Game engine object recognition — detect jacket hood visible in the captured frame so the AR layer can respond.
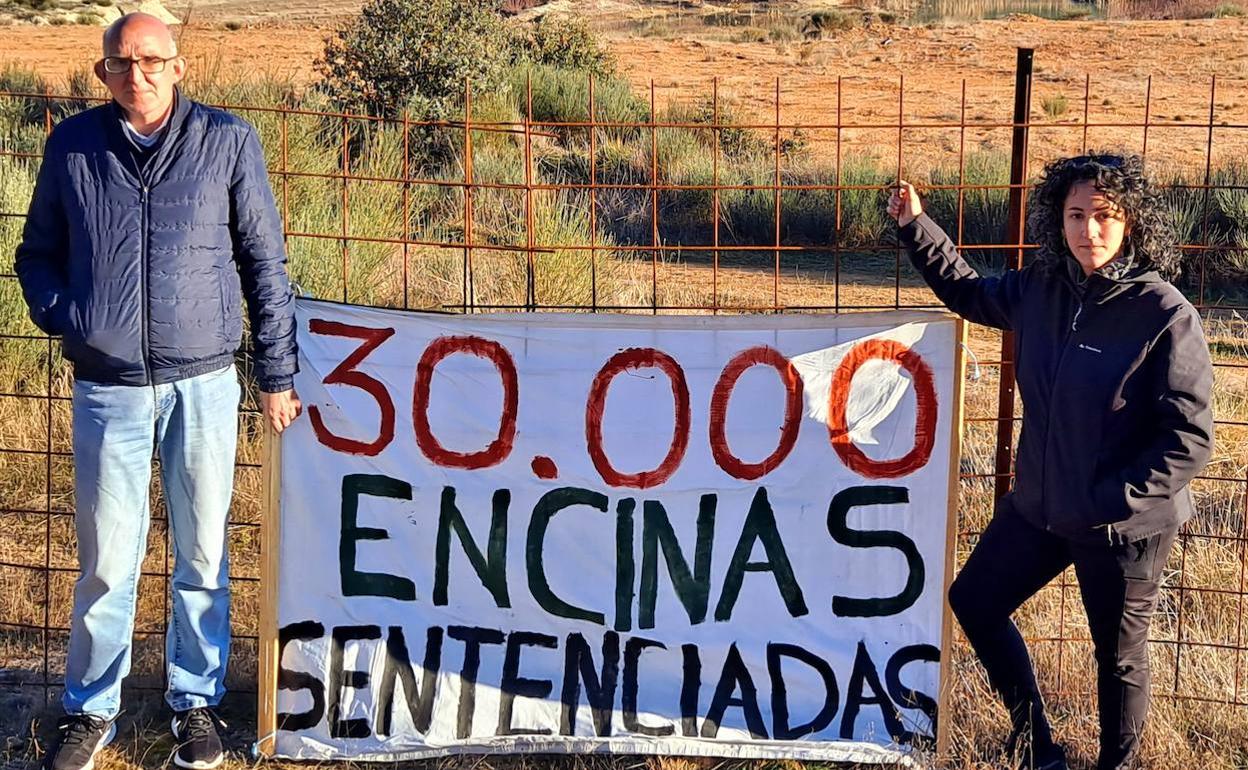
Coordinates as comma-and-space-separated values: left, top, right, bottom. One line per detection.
1059, 251, 1164, 300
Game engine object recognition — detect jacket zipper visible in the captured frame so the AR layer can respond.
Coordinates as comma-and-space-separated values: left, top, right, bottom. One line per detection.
140, 184, 152, 384
1036, 296, 1086, 529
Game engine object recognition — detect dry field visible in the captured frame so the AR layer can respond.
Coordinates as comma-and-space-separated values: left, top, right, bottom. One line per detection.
2, 4, 1248, 770
8, 13, 1248, 167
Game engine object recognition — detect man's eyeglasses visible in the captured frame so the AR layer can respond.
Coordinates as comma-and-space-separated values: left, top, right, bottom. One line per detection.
101, 55, 179, 75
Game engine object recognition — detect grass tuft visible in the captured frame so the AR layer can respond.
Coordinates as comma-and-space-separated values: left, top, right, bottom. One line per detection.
1041, 93, 1069, 119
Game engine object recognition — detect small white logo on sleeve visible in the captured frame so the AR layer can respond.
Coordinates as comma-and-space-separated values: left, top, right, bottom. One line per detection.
1078, 343, 1103, 354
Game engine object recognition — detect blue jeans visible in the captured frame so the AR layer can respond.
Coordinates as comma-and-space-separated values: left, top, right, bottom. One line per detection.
65, 365, 240, 718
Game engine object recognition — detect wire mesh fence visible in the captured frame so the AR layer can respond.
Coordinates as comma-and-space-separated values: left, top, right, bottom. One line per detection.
0, 52, 1245, 755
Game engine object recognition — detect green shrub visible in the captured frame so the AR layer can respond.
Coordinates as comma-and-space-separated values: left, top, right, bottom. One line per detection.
1207, 164, 1248, 280
712, 158, 840, 250
925, 150, 1011, 271
513, 16, 616, 76
316, 0, 512, 120
1157, 167, 1207, 261
653, 125, 703, 175
660, 97, 769, 161
0, 158, 39, 337
278, 122, 424, 304
836, 156, 892, 247
461, 86, 523, 163
528, 190, 628, 307
64, 67, 100, 99
0, 65, 95, 147
803, 10, 855, 36
469, 140, 527, 187
1214, 2, 1246, 16
778, 164, 839, 246
508, 64, 648, 142
0, 65, 53, 123
1218, 230, 1248, 281
1150, 165, 1248, 285
651, 118, 717, 243
718, 160, 776, 246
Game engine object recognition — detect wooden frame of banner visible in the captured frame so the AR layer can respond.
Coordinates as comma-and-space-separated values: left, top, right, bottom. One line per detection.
936, 317, 969, 761
257, 424, 281, 757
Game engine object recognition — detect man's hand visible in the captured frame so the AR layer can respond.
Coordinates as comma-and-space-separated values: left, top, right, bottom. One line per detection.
261, 389, 302, 435
888, 180, 923, 228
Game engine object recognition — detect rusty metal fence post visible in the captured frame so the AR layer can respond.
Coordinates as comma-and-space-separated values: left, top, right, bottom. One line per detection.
993, 48, 1034, 502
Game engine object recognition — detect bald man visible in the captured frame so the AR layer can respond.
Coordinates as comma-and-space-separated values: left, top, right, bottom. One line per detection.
15, 13, 299, 770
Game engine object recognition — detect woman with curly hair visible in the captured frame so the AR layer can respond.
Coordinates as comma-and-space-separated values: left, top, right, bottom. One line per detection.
887, 154, 1214, 770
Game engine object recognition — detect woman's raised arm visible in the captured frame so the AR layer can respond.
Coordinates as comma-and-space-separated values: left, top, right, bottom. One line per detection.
889, 181, 1027, 331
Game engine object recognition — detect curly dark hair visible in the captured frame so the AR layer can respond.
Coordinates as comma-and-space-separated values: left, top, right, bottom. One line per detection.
1026, 153, 1180, 278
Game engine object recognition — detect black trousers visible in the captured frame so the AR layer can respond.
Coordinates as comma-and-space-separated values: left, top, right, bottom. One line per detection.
948, 506, 1178, 770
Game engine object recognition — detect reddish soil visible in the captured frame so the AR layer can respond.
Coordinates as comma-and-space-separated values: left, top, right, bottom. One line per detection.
5, 17, 1248, 166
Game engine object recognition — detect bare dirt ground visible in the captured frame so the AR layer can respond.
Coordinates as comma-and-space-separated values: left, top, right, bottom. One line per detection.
6, 15, 1248, 168
611, 17, 1248, 168
1, 25, 331, 84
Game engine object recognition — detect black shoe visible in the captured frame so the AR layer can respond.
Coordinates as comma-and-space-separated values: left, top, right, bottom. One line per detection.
44, 714, 116, 770
1005, 708, 1067, 770
1033, 745, 1069, 770
1014, 741, 1069, 770
170, 708, 225, 770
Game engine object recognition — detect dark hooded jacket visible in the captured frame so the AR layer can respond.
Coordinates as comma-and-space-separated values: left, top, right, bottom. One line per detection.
13, 93, 297, 392
899, 212, 1214, 543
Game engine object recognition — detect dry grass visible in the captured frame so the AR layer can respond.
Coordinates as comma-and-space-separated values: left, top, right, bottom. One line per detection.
1105, 0, 1246, 19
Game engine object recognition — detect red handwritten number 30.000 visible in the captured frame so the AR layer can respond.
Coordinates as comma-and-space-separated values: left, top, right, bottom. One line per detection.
306, 320, 938, 484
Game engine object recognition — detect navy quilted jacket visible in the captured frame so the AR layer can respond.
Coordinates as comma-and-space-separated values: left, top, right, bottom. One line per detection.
14, 93, 297, 392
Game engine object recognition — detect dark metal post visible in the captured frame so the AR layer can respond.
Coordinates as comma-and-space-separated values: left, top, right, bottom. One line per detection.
994, 48, 1033, 501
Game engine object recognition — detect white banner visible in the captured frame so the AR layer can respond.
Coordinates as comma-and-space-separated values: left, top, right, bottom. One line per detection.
273, 298, 961, 763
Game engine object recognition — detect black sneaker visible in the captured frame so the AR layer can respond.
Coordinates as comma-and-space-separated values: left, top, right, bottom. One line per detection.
44, 714, 116, 770
1013, 741, 1069, 770
170, 708, 225, 770
1033, 745, 1069, 770
1005, 711, 1067, 770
